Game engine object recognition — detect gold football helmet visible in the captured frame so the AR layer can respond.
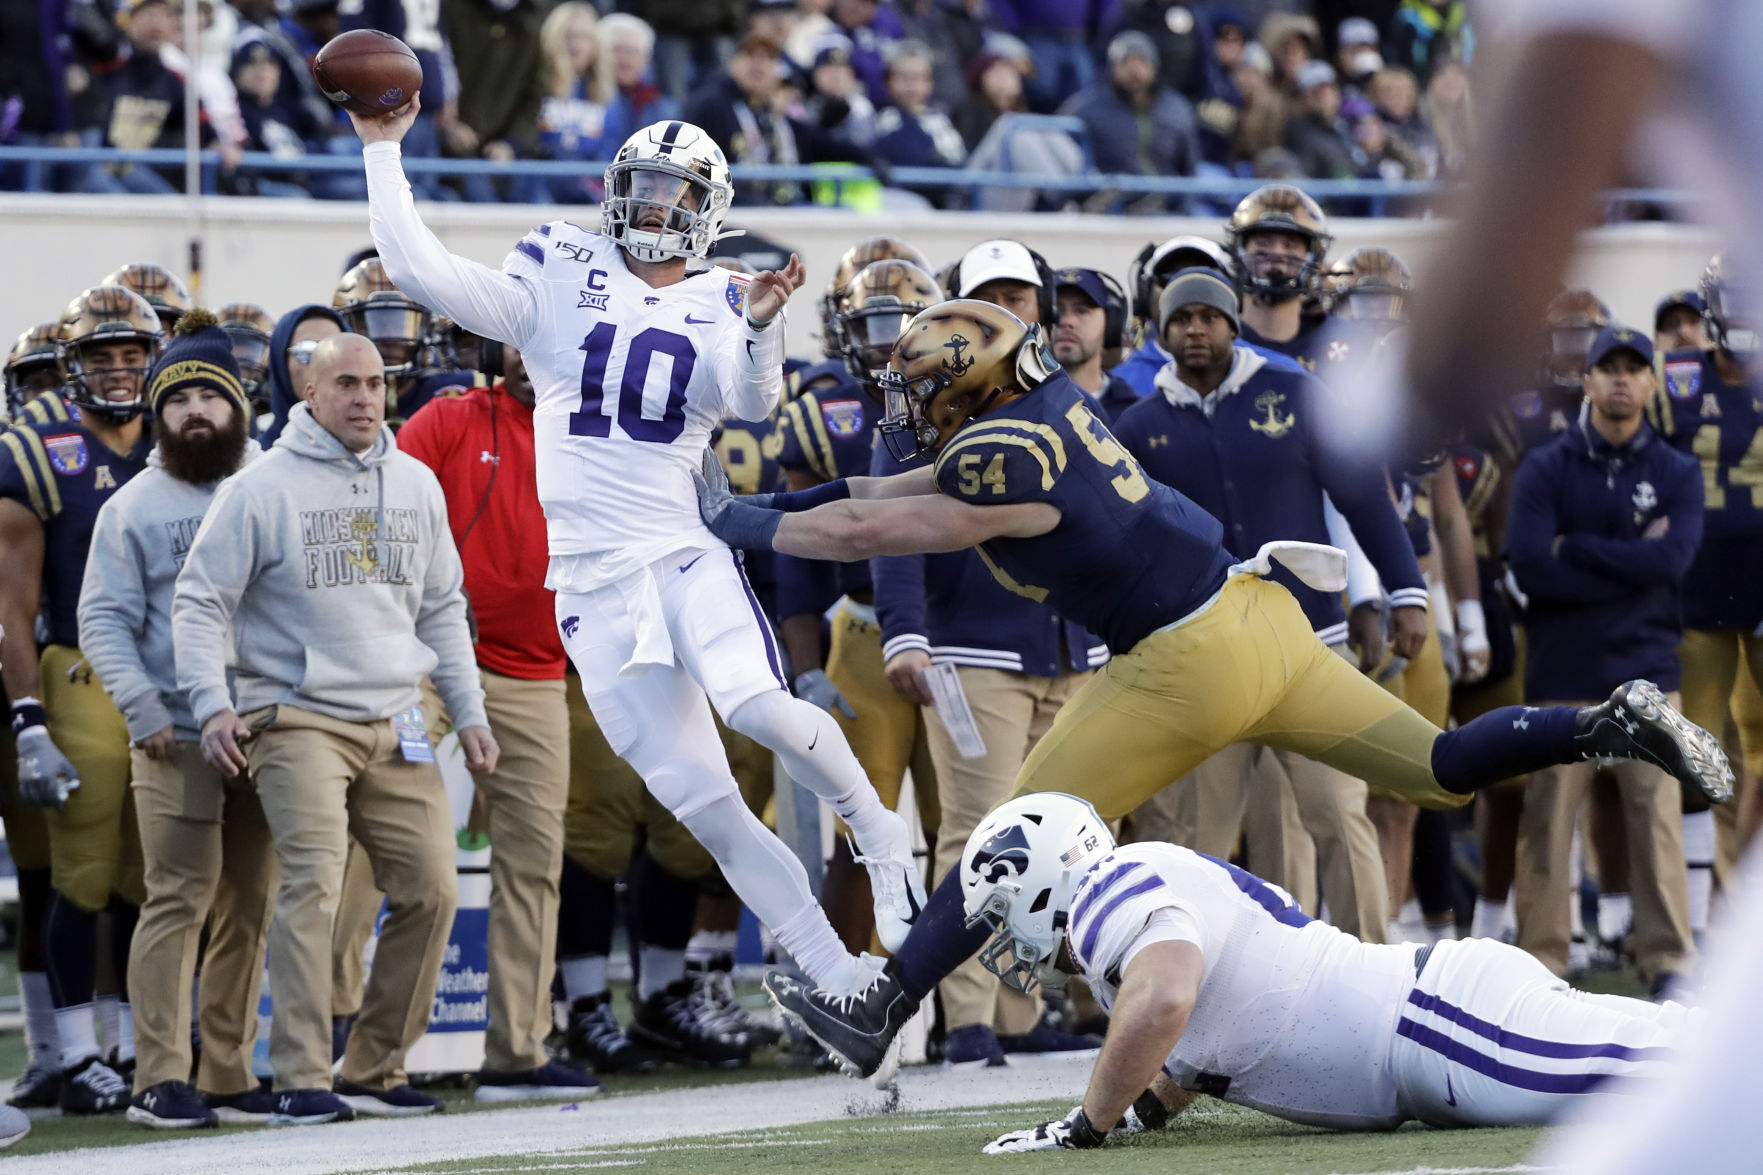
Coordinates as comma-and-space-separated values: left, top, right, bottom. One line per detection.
1225, 184, 1332, 303
216, 302, 276, 409
1542, 289, 1612, 387
334, 258, 431, 378
1700, 253, 1756, 363
1324, 247, 1414, 326
819, 235, 934, 359
877, 300, 1055, 462
834, 260, 944, 383
4, 323, 62, 416
58, 285, 165, 420
102, 263, 192, 331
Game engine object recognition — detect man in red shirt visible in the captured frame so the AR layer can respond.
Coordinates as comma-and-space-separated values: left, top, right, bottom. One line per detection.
397, 349, 599, 1100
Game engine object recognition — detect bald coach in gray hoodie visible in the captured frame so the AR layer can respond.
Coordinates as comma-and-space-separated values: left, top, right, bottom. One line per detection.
172, 333, 498, 1126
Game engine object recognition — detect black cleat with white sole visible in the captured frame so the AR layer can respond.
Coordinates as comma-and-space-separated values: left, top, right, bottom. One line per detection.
1574, 680, 1734, 806
761, 967, 917, 1081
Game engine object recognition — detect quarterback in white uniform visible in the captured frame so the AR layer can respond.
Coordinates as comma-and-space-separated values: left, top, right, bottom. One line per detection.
351, 99, 921, 997
960, 794, 1687, 1153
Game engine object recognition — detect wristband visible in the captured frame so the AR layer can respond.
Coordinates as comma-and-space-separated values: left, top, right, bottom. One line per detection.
1130, 1089, 1169, 1132
771, 479, 852, 513
1456, 598, 1486, 635
714, 497, 786, 550
10, 699, 48, 734
1068, 1107, 1107, 1148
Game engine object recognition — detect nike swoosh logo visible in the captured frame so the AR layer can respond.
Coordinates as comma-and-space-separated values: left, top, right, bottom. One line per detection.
685, 314, 715, 325
678, 553, 706, 574
1444, 1073, 1456, 1106
808, 730, 819, 750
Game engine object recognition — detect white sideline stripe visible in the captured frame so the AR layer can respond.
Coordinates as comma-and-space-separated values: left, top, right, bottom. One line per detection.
13, 1055, 1093, 1175
1325, 1166, 1550, 1175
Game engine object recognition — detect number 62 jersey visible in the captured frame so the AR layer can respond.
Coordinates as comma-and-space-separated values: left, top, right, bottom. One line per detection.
930, 372, 1238, 655
500, 221, 774, 584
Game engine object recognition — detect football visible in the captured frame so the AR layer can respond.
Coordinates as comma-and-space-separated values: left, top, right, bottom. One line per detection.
312, 29, 422, 119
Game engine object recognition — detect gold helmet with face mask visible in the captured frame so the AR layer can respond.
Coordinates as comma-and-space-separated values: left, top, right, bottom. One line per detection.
57, 285, 165, 422
215, 302, 276, 411
877, 300, 1056, 463
102, 263, 192, 331
833, 260, 943, 384
334, 258, 432, 379
5, 323, 62, 416
1541, 288, 1612, 387
1225, 183, 1332, 303
819, 235, 933, 359
1323, 247, 1414, 326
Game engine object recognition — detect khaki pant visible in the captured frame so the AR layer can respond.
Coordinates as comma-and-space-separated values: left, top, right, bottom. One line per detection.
246, 704, 457, 1092
1515, 696, 1694, 982
474, 670, 569, 1072
331, 839, 380, 1020
128, 744, 276, 1094
1130, 643, 1389, 941
1678, 628, 1763, 885
929, 665, 1087, 1034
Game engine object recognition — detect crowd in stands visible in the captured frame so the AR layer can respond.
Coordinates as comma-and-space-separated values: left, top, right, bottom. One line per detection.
0, 0, 1476, 208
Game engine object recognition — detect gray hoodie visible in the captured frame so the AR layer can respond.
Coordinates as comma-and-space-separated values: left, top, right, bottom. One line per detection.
172, 403, 486, 732
78, 444, 264, 742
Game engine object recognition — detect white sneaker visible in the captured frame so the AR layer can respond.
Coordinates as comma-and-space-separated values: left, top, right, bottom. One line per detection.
852, 812, 925, 954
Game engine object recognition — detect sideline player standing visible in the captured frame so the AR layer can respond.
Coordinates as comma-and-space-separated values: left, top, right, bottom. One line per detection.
352, 98, 920, 997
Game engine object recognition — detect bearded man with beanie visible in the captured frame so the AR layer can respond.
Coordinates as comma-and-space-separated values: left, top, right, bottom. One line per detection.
79, 310, 277, 1129
172, 332, 497, 1125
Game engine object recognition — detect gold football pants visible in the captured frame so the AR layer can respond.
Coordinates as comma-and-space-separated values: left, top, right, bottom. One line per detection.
1013, 576, 1465, 818
41, 644, 144, 910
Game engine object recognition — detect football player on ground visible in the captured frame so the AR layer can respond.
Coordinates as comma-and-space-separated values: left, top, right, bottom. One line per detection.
1, 287, 163, 1113
353, 100, 920, 999
963, 793, 1687, 1152
694, 299, 1733, 1080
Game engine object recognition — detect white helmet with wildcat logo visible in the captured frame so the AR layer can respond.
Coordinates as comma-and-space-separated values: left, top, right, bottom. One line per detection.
960, 793, 1114, 994
602, 120, 735, 263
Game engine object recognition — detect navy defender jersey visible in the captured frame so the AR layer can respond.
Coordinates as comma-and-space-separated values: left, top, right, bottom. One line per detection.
931, 372, 1237, 655
777, 365, 880, 598
0, 407, 151, 647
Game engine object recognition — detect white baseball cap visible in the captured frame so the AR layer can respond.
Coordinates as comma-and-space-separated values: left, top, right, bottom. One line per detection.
957, 239, 1042, 296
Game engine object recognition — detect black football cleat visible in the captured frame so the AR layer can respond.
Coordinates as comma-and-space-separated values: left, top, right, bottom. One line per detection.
761, 967, 916, 1083
1574, 680, 1734, 806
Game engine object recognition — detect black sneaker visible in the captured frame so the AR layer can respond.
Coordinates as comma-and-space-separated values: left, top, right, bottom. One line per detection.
1575, 680, 1735, 805
268, 1087, 355, 1126
127, 1080, 219, 1129
204, 1084, 277, 1125
565, 992, 662, 1074
761, 966, 917, 1082
333, 1078, 442, 1117
474, 1060, 603, 1103
630, 979, 751, 1068
687, 960, 782, 1049
6, 1061, 60, 1109
59, 1055, 130, 1115
105, 1049, 137, 1089
944, 1024, 1007, 1069
998, 1016, 1104, 1059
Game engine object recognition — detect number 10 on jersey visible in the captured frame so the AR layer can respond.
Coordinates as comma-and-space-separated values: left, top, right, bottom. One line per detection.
569, 323, 698, 442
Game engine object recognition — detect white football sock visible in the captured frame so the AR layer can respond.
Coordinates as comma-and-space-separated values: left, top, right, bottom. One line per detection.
638, 947, 687, 1000
1568, 830, 1586, 939
1597, 892, 1633, 945
680, 793, 856, 992
56, 1004, 99, 1071
1683, 808, 1716, 936
19, 972, 59, 1067
115, 1003, 135, 1063
1471, 896, 1511, 941
727, 690, 896, 856
686, 930, 738, 967
559, 955, 608, 1003
96, 993, 120, 1057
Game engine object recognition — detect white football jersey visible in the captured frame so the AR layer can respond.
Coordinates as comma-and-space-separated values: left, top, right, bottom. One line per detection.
500, 221, 775, 588
1068, 843, 1417, 1129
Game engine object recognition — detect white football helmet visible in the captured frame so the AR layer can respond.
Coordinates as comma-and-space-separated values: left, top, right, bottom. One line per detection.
602, 120, 735, 262
961, 793, 1114, 994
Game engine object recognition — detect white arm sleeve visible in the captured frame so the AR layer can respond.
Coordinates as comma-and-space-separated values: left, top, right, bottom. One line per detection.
1326, 494, 1384, 608
363, 141, 540, 349
718, 314, 786, 422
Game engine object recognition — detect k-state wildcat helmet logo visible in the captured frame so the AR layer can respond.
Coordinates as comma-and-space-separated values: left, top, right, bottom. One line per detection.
968, 824, 1032, 884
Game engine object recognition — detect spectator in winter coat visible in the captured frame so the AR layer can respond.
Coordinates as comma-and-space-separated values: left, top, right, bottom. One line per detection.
1283, 61, 1370, 181
802, 33, 877, 148
1386, 0, 1473, 87
952, 47, 1031, 151
872, 39, 967, 205
1190, 4, 1251, 166
598, 13, 680, 149
830, 0, 905, 109
1060, 31, 1199, 206
535, 2, 612, 204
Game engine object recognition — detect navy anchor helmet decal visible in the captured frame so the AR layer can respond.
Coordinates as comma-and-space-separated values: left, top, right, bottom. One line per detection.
969, 823, 1032, 883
